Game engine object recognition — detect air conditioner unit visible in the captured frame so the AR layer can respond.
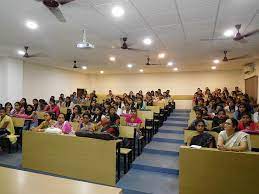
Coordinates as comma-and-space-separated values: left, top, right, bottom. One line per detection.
244, 63, 255, 74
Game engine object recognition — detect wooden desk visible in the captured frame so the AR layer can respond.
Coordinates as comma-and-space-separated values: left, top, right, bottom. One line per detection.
250, 134, 259, 149
22, 131, 118, 186
0, 167, 122, 194
179, 146, 259, 194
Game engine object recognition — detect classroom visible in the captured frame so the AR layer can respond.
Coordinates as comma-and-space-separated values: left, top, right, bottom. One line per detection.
0, 1, 259, 194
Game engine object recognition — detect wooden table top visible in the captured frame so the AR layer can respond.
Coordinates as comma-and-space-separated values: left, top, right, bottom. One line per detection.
0, 167, 122, 194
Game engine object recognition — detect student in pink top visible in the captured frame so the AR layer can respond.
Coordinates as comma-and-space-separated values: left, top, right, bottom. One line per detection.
54, 113, 73, 134
125, 108, 143, 136
10, 102, 25, 117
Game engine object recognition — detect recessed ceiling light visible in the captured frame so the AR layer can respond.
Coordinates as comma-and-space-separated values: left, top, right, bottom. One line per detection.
158, 53, 166, 59
112, 6, 125, 17
139, 69, 144, 73
82, 66, 87, 70
224, 29, 234, 37
100, 70, 104, 74
17, 50, 25, 56
143, 38, 152, 45
127, 64, 133, 68
211, 66, 216, 70
173, 67, 178, 71
167, 62, 174, 66
109, 56, 116, 62
25, 20, 38, 30
213, 59, 220, 64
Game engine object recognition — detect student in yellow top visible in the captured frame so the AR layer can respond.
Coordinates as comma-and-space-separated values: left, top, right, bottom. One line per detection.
0, 107, 15, 151
32, 112, 56, 132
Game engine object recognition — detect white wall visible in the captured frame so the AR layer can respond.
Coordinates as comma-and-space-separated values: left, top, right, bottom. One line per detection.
0, 57, 23, 104
23, 63, 92, 103
91, 70, 244, 95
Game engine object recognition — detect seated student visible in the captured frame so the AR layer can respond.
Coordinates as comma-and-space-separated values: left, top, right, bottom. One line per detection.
200, 106, 213, 120
20, 98, 27, 113
54, 113, 73, 134
4, 102, 13, 116
233, 103, 247, 120
10, 102, 25, 116
57, 97, 65, 108
224, 98, 236, 113
125, 108, 143, 136
187, 120, 216, 148
32, 99, 40, 111
91, 106, 103, 124
145, 94, 153, 106
238, 112, 257, 131
44, 99, 60, 119
187, 110, 208, 130
100, 116, 119, 137
90, 100, 97, 113
121, 102, 131, 115
107, 90, 114, 100
38, 99, 48, 111
114, 103, 122, 116
193, 98, 205, 111
108, 106, 120, 126
103, 102, 111, 115
212, 109, 228, 133
32, 112, 56, 132
207, 99, 217, 114
217, 118, 251, 152
79, 113, 94, 132
64, 96, 74, 109
253, 104, 259, 123
136, 98, 147, 110
23, 105, 38, 130
69, 105, 82, 122
0, 107, 16, 151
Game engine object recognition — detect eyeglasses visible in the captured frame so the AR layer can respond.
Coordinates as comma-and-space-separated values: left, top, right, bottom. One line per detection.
197, 124, 205, 127
225, 122, 232, 125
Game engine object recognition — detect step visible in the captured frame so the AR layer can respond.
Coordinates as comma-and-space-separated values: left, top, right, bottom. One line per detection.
133, 152, 179, 170
159, 126, 184, 131
173, 109, 191, 113
144, 141, 181, 152
171, 113, 189, 117
123, 189, 151, 194
117, 169, 179, 194
143, 148, 179, 156
167, 117, 188, 121
163, 122, 188, 127
154, 132, 184, 140
159, 129, 184, 134
152, 137, 184, 144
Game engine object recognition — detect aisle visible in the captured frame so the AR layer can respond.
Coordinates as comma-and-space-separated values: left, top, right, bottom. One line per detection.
117, 110, 189, 194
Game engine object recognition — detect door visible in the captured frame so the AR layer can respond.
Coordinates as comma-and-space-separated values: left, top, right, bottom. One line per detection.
245, 76, 258, 102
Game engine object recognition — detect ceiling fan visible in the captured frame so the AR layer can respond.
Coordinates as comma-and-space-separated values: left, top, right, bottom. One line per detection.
222, 50, 249, 62
36, 0, 75, 22
22, 46, 44, 58
73, 60, 79, 68
145, 57, 161, 66
118, 37, 149, 52
201, 24, 259, 42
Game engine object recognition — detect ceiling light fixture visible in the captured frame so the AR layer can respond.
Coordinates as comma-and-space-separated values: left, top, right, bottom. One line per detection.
143, 38, 152, 45
173, 67, 178, 71
167, 62, 174, 66
109, 56, 116, 62
25, 20, 39, 30
224, 29, 234, 37
100, 70, 104, 74
139, 69, 144, 73
158, 53, 166, 59
77, 29, 94, 49
82, 66, 87, 70
17, 50, 25, 56
112, 6, 125, 17
213, 59, 220, 64
127, 64, 133, 68
211, 66, 217, 70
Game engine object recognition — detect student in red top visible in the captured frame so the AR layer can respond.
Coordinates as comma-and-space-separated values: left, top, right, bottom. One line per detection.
238, 112, 257, 131
44, 99, 60, 119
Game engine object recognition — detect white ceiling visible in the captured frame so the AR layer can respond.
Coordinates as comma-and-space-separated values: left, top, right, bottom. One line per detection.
0, 0, 259, 74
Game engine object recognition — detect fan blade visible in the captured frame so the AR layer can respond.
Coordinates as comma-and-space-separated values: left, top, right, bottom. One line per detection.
149, 63, 161, 66
127, 48, 149, 52
228, 55, 249, 61
200, 38, 231, 41
238, 38, 248, 44
243, 29, 259, 38
28, 53, 48, 58
58, 0, 75, 5
47, 7, 66, 22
